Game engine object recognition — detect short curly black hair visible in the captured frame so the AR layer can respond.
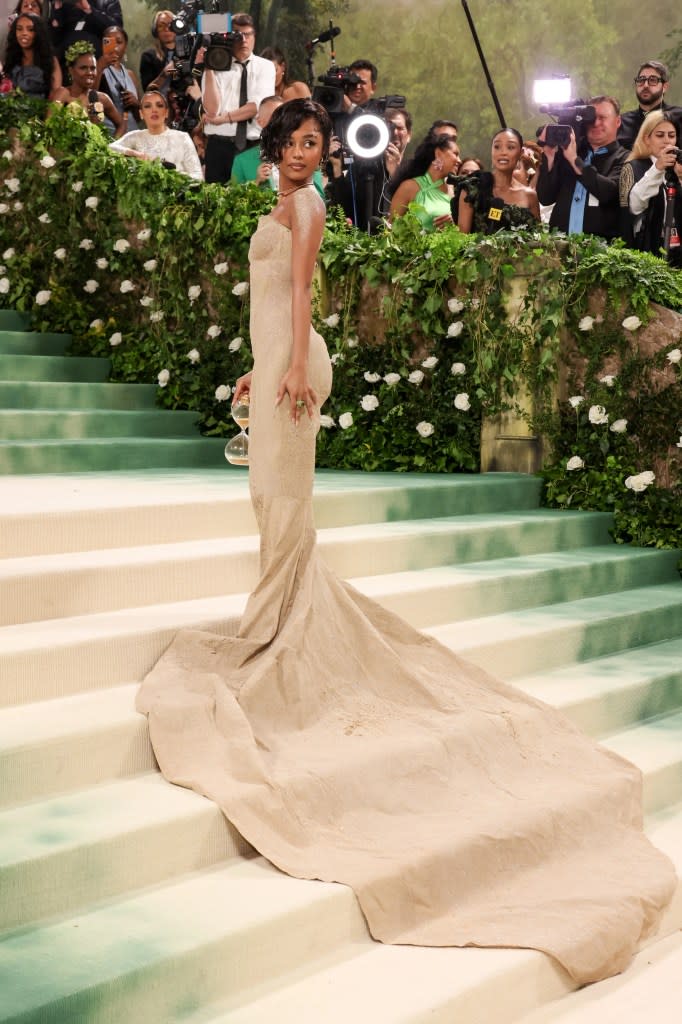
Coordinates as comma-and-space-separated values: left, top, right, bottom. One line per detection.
260, 98, 332, 165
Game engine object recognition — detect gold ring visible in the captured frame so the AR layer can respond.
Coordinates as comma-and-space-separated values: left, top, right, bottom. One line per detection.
296, 399, 305, 408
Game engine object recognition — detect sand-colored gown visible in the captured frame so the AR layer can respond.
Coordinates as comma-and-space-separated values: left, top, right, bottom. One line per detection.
137, 185, 676, 985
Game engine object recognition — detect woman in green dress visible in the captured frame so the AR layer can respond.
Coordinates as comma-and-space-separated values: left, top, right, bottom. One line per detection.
388, 133, 461, 230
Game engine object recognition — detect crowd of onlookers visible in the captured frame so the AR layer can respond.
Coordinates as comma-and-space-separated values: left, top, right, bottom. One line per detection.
1, 4, 681, 265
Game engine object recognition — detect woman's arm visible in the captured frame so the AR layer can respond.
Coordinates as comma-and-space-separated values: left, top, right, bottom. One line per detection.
456, 190, 474, 233
275, 190, 325, 423
389, 178, 419, 220
49, 56, 62, 98
628, 163, 665, 216
99, 91, 125, 136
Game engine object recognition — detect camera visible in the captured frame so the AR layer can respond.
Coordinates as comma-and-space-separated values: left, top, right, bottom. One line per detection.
204, 31, 244, 71
313, 66, 363, 115
537, 101, 596, 150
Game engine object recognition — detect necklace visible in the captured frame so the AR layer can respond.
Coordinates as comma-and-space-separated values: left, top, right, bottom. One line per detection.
277, 181, 313, 199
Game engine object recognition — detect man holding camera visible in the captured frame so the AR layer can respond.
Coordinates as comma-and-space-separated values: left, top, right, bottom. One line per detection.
536, 96, 629, 240
201, 12, 275, 184
618, 61, 682, 152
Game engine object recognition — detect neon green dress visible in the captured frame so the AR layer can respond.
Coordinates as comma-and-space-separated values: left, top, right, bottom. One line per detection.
410, 172, 452, 230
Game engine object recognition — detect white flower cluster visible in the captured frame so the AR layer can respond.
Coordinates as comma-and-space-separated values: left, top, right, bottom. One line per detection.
625, 471, 654, 492
447, 297, 464, 314
668, 348, 681, 364
323, 313, 340, 328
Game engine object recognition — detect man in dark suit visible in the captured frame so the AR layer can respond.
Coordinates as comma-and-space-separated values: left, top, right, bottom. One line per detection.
618, 61, 682, 152
536, 95, 629, 240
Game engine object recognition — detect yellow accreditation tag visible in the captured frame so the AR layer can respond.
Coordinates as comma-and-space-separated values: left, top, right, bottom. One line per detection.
487, 206, 503, 221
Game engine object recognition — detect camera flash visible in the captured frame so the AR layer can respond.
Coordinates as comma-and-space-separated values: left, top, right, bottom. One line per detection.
533, 78, 572, 105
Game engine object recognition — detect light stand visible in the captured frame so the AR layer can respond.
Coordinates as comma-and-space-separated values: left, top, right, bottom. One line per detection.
460, 0, 506, 130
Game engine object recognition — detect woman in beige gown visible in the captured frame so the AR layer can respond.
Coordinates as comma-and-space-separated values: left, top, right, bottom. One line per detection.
137, 100, 676, 986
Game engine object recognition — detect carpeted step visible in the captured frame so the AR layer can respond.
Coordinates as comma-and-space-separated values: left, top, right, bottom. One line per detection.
0, 773, 251, 933
3, 583, 682, 710
0, 436, 229, 474
0, 471, 544, 558
0, 379, 158, 410
0, 515, 625, 626
0, 858, 369, 1024
0, 408, 201, 441
0, 331, 70, 356
0, 353, 110, 382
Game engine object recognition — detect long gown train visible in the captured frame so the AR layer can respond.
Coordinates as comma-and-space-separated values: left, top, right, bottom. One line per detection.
137, 188, 676, 986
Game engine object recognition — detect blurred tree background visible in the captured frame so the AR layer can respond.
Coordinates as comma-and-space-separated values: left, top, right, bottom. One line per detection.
124, 1, 682, 157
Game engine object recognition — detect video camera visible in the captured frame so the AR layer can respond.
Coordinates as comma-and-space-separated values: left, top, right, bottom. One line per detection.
538, 102, 596, 150
170, 2, 244, 87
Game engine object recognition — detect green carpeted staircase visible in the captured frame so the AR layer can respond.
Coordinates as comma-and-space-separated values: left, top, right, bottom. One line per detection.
1, 463, 682, 1024
0, 311, 226, 472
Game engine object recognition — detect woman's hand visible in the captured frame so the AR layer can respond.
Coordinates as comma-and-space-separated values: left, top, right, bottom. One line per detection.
656, 146, 680, 172
275, 366, 317, 424
433, 212, 454, 230
232, 371, 253, 405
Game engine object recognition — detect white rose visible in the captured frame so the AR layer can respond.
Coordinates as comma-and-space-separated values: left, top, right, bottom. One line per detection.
232, 281, 249, 297
187, 348, 200, 363
79, 239, 94, 250
214, 384, 230, 401
364, 371, 381, 382
3, 248, 15, 260
120, 280, 134, 293
113, 239, 130, 254
0, 277, 9, 294
109, 332, 122, 347
13, 201, 22, 211
149, 311, 164, 323
320, 415, 335, 428
361, 394, 379, 411
89, 319, 103, 329
214, 261, 228, 275
676, 436, 682, 448
0, 204, 8, 214
35, 290, 51, 305
39, 213, 51, 224
228, 336, 243, 352
422, 356, 439, 369
143, 259, 157, 272
96, 258, 108, 269
383, 372, 401, 385
625, 473, 652, 493
622, 315, 642, 331
137, 228, 152, 241
454, 392, 471, 411
408, 369, 424, 384
599, 375, 616, 386
346, 336, 359, 348
83, 279, 99, 293
2, 151, 13, 161
578, 316, 594, 331
40, 154, 56, 169
85, 196, 99, 209
54, 248, 67, 261
188, 284, 201, 301
140, 296, 153, 307
610, 419, 627, 433
4, 178, 20, 193
72, 181, 83, 192
566, 455, 584, 470
447, 297, 464, 313
207, 325, 222, 339
339, 411, 354, 429
569, 395, 584, 408
588, 404, 608, 425
323, 313, 340, 327
416, 421, 434, 438
470, 298, 480, 309
639, 471, 655, 485
157, 368, 170, 387
450, 362, 466, 376
330, 352, 343, 365
447, 321, 464, 337
667, 348, 681, 364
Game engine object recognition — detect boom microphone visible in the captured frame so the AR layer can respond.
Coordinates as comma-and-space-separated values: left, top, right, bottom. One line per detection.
305, 26, 341, 50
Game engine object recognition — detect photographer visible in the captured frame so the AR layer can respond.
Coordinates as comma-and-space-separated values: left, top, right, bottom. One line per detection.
536, 96, 629, 240
619, 111, 682, 266
201, 12, 275, 184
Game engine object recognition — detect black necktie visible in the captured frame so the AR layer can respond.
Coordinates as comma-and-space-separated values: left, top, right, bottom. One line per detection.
235, 61, 248, 151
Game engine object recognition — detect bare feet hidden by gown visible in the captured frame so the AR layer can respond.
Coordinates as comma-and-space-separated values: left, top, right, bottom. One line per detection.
137, 187, 676, 986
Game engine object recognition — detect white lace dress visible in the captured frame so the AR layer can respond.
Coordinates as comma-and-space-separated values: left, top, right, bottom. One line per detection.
109, 128, 203, 180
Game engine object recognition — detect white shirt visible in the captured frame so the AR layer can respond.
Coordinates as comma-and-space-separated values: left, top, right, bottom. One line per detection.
202, 54, 276, 140
110, 129, 204, 181
628, 156, 666, 217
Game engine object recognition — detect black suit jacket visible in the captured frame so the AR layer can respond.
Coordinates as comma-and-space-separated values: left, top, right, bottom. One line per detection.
618, 101, 682, 152
536, 141, 630, 239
